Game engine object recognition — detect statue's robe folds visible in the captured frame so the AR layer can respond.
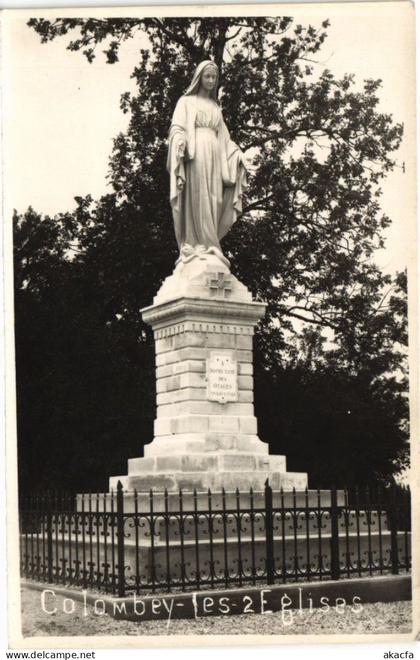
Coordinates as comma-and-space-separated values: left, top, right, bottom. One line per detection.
167, 95, 248, 252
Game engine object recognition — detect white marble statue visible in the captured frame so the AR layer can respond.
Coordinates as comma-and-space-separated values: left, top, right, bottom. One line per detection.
167, 60, 248, 266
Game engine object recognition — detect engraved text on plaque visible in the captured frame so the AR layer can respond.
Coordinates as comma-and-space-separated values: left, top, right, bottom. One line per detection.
206, 353, 238, 403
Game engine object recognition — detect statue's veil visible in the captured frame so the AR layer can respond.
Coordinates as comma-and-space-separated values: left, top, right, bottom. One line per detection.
184, 60, 219, 101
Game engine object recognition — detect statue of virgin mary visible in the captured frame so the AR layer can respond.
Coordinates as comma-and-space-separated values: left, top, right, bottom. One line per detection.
167, 60, 248, 266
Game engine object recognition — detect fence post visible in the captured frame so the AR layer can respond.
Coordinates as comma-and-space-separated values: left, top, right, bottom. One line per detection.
388, 483, 399, 575
330, 486, 340, 581
46, 492, 54, 583
116, 481, 126, 597
264, 479, 275, 585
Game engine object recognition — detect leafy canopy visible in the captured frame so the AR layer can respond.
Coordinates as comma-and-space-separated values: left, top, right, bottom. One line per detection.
15, 17, 408, 488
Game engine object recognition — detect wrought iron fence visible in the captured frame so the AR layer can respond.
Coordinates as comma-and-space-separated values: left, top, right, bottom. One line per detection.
19, 482, 411, 597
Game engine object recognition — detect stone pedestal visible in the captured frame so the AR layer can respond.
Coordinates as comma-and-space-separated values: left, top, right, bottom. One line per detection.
110, 254, 307, 492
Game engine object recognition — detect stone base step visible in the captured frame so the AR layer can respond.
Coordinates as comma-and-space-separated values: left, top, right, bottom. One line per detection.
143, 433, 270, 457
127, 452, 286, 475
109, 469, 308, 493
111, 447, 307, 493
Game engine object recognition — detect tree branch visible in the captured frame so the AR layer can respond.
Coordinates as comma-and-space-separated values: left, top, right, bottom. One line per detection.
243, 195, 274, 214
150, 19, 204, 60
286, 309, 340, 330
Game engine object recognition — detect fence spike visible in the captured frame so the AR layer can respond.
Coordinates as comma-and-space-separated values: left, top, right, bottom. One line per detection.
264, 475, 274, 585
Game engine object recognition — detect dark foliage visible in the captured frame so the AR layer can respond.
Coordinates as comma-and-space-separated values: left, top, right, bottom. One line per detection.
14, 17, 409, 490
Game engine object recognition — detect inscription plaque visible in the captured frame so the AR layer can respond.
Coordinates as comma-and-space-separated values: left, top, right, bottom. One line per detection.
206, 353, 238, 403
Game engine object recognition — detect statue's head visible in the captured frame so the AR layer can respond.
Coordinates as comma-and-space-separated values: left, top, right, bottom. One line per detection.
184, 60, 219, 100
200, 63, 218, 95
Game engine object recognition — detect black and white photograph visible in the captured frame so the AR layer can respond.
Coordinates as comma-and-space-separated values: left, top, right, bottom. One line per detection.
2, 2, 418, 647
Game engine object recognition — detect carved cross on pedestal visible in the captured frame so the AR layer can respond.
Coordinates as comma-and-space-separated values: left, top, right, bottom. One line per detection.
208, 272, 232, 298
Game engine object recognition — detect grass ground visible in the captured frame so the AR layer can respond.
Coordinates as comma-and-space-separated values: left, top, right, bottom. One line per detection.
20, 587, 412, 637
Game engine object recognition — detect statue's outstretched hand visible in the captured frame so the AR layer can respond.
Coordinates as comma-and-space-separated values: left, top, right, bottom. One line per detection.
177, 176, 185, 191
